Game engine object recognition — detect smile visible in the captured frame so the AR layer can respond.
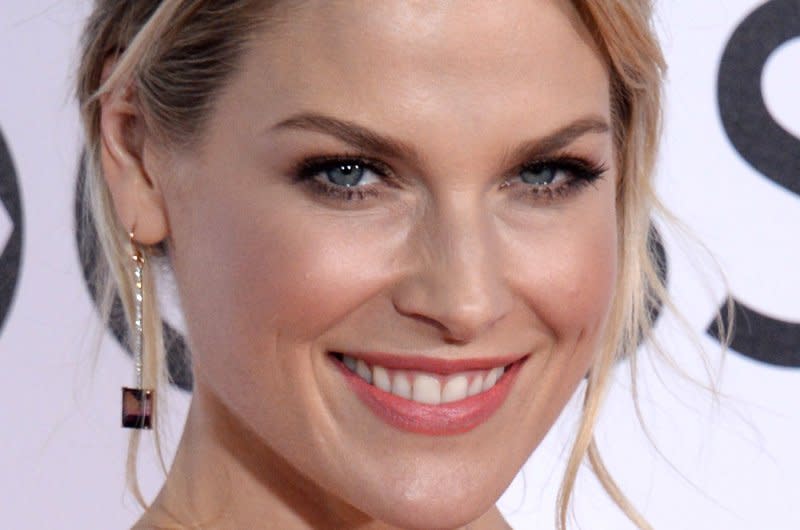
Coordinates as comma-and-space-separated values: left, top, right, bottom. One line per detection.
330, 351, 528, 435
336, 352, 507, 404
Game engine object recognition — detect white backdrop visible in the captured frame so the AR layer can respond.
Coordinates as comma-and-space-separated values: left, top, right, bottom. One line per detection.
0, 1, 798, 529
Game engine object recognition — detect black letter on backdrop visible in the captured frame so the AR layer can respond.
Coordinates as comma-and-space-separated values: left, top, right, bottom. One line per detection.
75, 155, 193, 390
714, 0, 800, 367
0, 127, 24, 337
646, 224, 668, 335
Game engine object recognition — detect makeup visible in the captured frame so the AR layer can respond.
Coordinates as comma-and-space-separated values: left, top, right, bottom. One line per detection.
331, 352, 528, 435
290, 151, 607, 204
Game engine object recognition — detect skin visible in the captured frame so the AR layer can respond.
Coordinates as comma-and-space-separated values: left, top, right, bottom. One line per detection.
100, 1, 617, 528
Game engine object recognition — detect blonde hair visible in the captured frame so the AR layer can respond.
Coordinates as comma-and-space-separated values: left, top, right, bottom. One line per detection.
76, 1, 685, 528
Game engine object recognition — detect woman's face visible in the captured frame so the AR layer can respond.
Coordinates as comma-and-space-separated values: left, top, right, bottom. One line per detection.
160, 0, 616, 527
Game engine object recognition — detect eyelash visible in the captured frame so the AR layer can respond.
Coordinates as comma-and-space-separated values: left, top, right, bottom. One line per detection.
293, 154, 393, 201
292, 153, 607, 203
506, 157, 608, 202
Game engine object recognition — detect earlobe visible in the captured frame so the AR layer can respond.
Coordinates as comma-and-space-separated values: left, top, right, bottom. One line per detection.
98, 79, 169, 246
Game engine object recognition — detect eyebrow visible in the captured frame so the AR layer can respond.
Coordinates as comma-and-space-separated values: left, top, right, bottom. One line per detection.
502, 117, 610, 168
271, 112, 610, 168
272, 112, 421, 163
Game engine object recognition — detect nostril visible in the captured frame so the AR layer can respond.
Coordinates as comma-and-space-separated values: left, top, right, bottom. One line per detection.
390, 261, 513, 343
393, 302, 510, 344
442, 334, 471, 346
407, 313, 450, 334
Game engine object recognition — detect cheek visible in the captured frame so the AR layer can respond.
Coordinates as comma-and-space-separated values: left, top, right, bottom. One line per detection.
494, 185, 618, 453
170, 188, 408, 374
507, 191, 618, 348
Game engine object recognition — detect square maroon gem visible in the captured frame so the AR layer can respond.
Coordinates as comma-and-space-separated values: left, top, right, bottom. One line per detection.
122, 387, 153, 429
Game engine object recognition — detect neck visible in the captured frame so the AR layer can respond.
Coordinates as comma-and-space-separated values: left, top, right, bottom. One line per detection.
134, 382, 509, 530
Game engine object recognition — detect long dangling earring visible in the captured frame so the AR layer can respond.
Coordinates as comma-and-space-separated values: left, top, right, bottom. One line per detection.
122, 230, 154, 429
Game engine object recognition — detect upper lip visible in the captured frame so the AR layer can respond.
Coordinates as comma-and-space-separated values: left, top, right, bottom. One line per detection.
331, 351, 529, 375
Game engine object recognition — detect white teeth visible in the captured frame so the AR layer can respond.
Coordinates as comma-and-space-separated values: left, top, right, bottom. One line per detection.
343, 355, 357, 372
481, 367, 505, 392
467, 375, 484, 396
391, 373, 412, 399
441, 375, 469, 403
412, 374, 442, 405
356, 359, 372, 384
339, 353, 511, 404
482, 368, 498, 391
372, 365, 391, 392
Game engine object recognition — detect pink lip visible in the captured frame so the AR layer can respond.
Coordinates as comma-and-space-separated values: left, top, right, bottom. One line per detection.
331, 353, 528, 436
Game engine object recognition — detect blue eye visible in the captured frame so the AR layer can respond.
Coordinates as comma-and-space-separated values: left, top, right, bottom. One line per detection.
301, 159, 382, 188
325, 163, 367, 187
294, 156, 390, 201
520, 164, 563, 186
506, 157, 608, 202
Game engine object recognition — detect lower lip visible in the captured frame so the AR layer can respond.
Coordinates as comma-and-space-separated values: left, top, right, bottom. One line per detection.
332, 355, 526, 435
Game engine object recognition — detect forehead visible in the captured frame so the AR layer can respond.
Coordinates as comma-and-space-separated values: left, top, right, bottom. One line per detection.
218, 0, 610, 148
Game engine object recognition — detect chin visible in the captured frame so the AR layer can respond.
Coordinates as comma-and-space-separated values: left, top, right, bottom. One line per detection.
367, 502, 489, 530
338, 469, 501, 530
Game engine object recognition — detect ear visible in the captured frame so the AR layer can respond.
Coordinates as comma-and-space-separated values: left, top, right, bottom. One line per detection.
98, 60, 169, 245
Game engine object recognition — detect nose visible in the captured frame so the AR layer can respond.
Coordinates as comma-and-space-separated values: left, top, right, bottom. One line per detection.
391, 202, 513, 344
